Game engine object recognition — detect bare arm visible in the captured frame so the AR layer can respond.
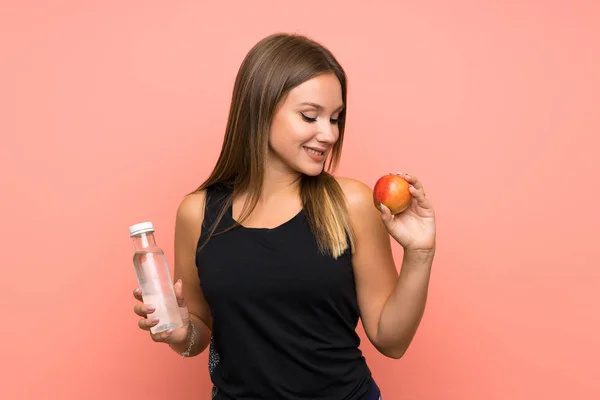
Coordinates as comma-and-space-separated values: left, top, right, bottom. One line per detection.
167, 190, 213, 357
339, 177, 434, 359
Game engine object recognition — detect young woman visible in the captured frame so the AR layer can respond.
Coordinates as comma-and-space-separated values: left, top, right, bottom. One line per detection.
132, 33, 436, 400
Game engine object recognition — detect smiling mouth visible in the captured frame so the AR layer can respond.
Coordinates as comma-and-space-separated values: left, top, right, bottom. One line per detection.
304, 146, 325, 156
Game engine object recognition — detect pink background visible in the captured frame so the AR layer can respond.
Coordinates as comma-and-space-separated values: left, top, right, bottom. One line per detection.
2, 1, 599, 399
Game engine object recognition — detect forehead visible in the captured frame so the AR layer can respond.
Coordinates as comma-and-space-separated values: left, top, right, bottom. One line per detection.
285, 73, 343, 109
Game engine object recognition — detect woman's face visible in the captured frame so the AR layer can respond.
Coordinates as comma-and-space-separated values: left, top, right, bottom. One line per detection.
267, 73, 344, 177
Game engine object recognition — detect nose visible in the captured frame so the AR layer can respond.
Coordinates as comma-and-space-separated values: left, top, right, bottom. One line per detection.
315, 121, 338, 144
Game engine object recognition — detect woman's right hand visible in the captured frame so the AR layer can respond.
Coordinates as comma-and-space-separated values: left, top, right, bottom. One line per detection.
133, 279, 191, 345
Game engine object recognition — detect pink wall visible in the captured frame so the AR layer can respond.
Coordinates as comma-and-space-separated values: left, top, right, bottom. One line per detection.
2, 1, 599, 399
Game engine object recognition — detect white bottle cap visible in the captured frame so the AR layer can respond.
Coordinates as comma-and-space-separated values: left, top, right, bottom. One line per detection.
129, 221, 155, 237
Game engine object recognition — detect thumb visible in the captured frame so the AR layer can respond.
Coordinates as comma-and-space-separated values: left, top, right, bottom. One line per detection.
174, 278, 187, 308
174, 279, 191, 325
379, 203, 394, 229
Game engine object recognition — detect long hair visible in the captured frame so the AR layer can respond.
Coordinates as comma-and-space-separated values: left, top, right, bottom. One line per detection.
194, 33, 355, 258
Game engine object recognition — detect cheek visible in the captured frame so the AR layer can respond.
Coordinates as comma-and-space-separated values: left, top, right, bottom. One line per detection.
271, 120, 313, 149
289, 120, 318, 144
333, 127, 341, 141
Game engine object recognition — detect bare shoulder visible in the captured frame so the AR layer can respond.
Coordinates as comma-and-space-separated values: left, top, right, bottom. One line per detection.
334, 176, 376, 216
334, 176, 392, 252
334, 175, 388, 248
174, 189, 207, 259
176, 189, 207, 232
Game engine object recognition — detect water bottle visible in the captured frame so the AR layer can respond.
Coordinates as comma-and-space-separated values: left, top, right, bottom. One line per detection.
129, 221, 183, 334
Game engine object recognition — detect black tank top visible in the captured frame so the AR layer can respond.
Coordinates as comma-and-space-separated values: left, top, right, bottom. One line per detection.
196, 183, 373, 400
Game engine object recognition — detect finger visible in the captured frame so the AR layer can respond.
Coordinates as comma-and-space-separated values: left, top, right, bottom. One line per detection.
400, 173, 424, 191
133, 287, 143, 301
138, 316, 159, 331
173, 279, 187, 308
409, 185, 431, 208
133, 303, 156, 318
173, 280, 191, 322
379, 203, 394, 226
151, 328, 174, 343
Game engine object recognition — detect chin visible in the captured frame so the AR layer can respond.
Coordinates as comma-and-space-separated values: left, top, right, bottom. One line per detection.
297, 163, 326, 177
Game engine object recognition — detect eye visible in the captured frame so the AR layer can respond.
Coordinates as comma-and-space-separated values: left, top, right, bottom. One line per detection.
300, 113, 317, 123
301, 112, 340, 124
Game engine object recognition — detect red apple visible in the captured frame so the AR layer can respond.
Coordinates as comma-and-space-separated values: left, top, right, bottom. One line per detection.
373, 173, 412, 215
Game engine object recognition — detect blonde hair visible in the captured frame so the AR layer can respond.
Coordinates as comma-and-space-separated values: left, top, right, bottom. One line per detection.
195, 33, 355, 258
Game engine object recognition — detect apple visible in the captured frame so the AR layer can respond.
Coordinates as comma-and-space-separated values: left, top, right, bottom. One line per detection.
373, 173, 412, 215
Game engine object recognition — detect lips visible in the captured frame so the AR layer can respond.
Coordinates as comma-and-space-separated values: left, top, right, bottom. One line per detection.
304, 146, 325, 156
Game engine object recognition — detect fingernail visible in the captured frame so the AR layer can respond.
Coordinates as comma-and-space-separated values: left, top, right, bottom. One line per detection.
147, 305, 156, 312
151, 317, 159, 323
166, 329, 173, 335
135, 288, 141, 294
177, 279, 182, 285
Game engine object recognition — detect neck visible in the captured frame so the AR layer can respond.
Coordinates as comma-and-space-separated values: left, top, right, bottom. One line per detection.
258, 163, 302, 203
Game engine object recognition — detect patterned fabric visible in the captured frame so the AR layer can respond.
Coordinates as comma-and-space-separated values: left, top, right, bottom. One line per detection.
208, 335, 220, 398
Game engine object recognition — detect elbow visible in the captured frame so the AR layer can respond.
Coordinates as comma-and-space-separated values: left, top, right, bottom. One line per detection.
384, 348, 406, 359
371, 326, 414, 359
376, 342, 407, 359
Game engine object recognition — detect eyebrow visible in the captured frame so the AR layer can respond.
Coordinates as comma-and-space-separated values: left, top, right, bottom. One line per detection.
299, 102, 345, 112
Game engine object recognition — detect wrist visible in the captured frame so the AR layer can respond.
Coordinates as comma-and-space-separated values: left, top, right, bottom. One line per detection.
180, 321, 196, 358
402, 247, 435, 268
404, 246, 435, 258
168, 319, 195, 354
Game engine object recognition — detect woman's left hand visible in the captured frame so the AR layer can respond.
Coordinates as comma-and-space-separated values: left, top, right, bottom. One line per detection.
379, 172, 436, 252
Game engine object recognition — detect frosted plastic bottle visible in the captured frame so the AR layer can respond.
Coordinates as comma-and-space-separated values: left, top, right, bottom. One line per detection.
129, 221, 183, 334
